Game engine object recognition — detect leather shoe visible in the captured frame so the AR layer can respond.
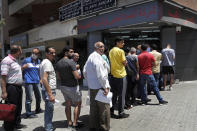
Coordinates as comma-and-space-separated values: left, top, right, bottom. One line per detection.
35, 108, 44, 114
15, 124, 27, 129
118, 113, 130, 119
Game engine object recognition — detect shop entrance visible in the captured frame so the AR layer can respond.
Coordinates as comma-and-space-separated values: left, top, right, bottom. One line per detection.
103, 28, 161, 51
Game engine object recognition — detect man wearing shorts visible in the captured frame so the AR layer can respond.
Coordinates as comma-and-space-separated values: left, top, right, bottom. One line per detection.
161, 44, 175, 91
56, 47, 81, 130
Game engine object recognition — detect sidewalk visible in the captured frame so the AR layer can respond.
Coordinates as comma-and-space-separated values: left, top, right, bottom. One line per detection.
1, 81, 197, 131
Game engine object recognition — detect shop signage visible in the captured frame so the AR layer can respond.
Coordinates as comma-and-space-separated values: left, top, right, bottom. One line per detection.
59, 0, 116, 21
78, 1, 159, 33
83, 0, 116, 15
10, 34, 28, 47
163, 3, 197, 26
59, 0, 81, 21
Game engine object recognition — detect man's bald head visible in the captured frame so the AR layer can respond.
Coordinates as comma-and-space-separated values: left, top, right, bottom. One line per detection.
94, 42, 104, 55
73, 53, 79, 62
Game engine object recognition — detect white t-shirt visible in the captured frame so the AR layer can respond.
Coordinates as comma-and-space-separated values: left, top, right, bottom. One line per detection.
40, 59, 56, 90
162, 48, 175, 66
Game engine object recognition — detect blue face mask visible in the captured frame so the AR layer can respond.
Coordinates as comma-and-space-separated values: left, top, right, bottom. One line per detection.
147, 47, 151, 52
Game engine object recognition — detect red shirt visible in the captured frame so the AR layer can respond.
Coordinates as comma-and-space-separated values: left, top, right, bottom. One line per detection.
138, 51, 155, 75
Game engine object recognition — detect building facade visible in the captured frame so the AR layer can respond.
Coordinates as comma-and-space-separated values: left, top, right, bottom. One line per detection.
5, 0, 197, 81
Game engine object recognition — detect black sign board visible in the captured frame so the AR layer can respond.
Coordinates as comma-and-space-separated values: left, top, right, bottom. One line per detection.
59, 0, 81, 21
82, 0, 116, 15
59, 0, 116, 21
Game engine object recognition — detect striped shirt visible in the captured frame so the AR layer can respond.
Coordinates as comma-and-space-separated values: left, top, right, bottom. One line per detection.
1, 54, 23, 85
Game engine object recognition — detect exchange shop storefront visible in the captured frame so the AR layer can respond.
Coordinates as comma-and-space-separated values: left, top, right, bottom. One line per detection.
78, 0, 197, 81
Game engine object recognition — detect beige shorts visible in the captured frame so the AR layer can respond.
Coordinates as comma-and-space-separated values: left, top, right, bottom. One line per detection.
60, 85, 82, 103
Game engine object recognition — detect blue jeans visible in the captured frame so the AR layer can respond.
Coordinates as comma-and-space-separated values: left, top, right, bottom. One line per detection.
153, 73, 160, 88
25, 83, 41, 115
42, 90, 56, 131
139, 74, 163, 102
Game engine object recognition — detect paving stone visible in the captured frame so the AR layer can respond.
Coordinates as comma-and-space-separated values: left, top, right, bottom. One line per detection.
0, 81, 197, 131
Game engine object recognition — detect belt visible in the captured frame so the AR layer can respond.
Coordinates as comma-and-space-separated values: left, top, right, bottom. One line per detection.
7, 83, 22, 87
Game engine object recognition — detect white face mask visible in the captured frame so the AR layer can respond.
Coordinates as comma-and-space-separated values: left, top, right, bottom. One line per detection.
32, 54, 38, 60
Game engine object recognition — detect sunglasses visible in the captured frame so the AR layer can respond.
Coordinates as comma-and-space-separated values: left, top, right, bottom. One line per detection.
33, 52, 40, 55
48, 52, 56, 55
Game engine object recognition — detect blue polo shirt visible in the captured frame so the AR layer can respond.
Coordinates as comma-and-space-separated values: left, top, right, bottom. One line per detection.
22, 57, 41, 84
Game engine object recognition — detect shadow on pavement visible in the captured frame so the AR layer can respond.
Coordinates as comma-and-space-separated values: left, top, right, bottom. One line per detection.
33, 126, 44, 131
32, 115, 89, 131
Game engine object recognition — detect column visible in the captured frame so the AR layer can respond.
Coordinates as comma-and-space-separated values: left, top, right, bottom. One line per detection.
87, 31, 102, 55
161, 27, 176, 50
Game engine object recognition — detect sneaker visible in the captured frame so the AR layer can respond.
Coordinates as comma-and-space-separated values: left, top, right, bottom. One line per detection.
124, 105, 133, 110
169, 87, 173, 91
146, 98, 151, 102
72, 123, 84, 131
118, 113, 130, 119
35, 108, 44, 114
68, 124, 73, 130
159, 100, 168, 105
26, 114, 38, 119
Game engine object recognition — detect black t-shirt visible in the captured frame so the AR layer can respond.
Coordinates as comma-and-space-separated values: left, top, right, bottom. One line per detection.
56, 58, 78, 87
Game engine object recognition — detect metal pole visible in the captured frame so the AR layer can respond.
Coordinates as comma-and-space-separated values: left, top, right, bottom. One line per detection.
0, 0, 5, 58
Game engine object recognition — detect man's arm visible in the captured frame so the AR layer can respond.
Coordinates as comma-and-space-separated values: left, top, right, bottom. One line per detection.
121, 51, 127, 66
1, 75, 7, 99
72, 70, 81, 80
95, 60, 110, 96
56, 71, 61, 80
42, 72, 55, 102
173, 50, 175, 60
21, 59, 28, 71
122, 60, 128, 66
21, 64, 28, 71
136, 61, 140, 80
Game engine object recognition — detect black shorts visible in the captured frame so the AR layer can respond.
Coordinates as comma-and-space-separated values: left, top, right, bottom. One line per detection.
162, 66, 174, 74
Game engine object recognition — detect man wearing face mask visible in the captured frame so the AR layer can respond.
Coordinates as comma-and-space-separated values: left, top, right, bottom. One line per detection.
22, 48, 43, 118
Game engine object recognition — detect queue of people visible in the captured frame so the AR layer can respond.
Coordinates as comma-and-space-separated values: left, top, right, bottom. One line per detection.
0, 38, 175, 131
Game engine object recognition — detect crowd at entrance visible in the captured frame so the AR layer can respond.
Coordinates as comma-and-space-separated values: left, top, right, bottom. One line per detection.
0, 37, 175, 131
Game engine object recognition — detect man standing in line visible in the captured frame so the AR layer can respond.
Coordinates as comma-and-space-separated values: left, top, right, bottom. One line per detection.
73, 53, 79, 63
125, 47, 139, 108
40, 47, 56, 131
161, 44, 175, 91
22, 48, 43, 118
150, 44, 162, 89
109, 38, 129, 118
1, 45, 25, 131
83, 42, 111, 131
73, 53, 81, 77
56, 47, 82, 130
138, 44, 168, 105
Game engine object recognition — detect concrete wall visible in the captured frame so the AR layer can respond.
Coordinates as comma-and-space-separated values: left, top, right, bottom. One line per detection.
172, 0, 197, 11
32, 3, 60, 27
26, 19, 77, 45
118, 0, 149, 7
9, 0, 35, 15
87, 31, 102, 55
161, 27, 176, 49
176, 27, 197, 81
